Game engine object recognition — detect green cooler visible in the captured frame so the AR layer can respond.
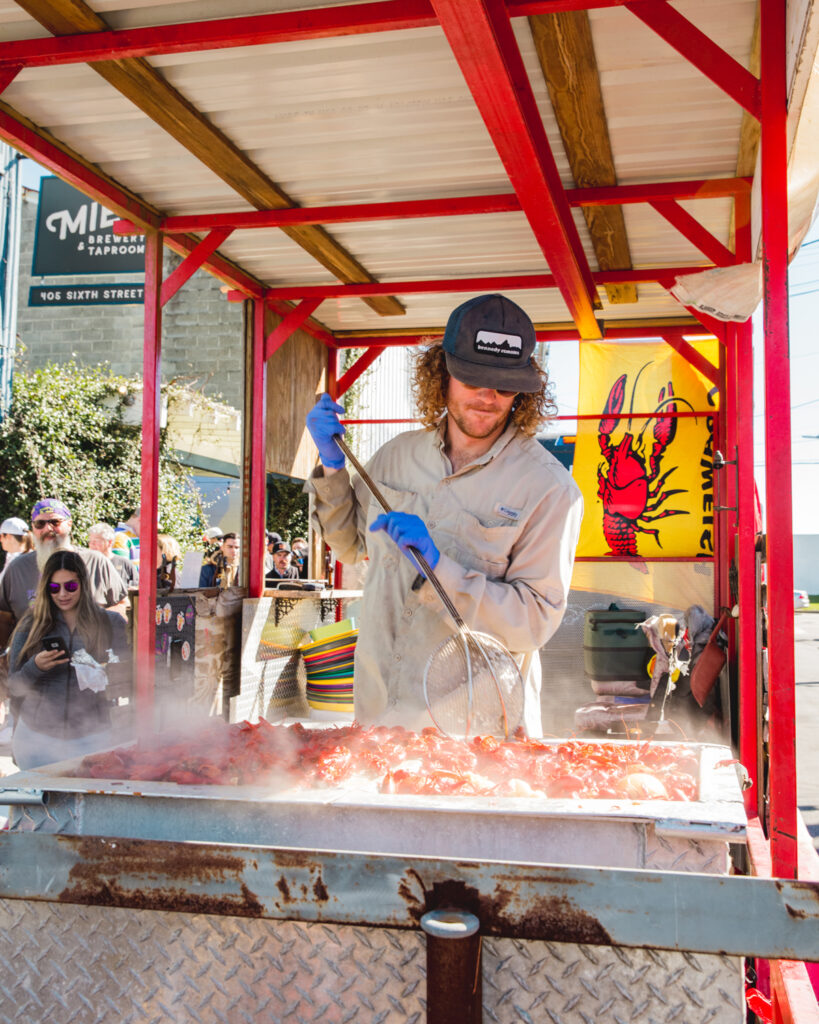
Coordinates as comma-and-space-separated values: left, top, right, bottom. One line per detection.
583, 605, 652, 683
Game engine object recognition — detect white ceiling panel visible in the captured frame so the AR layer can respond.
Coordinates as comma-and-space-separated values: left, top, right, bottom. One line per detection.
0, 0, 769, 332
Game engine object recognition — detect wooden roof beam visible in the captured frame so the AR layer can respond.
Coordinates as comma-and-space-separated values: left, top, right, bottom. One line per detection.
13, 0, 405, 318
530, 11, 636, 306
432, 0, 602, 339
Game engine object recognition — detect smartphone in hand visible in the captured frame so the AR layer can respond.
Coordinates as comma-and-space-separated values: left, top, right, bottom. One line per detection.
42, 635, 68, 656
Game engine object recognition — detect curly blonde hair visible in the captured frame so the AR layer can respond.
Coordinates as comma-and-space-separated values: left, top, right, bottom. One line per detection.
411, 341, 556, 438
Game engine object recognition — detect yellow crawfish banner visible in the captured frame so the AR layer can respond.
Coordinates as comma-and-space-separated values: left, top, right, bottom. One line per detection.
572, 340, 719, 558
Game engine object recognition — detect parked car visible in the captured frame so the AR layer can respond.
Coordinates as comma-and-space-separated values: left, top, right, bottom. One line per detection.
795, 589, 810, 609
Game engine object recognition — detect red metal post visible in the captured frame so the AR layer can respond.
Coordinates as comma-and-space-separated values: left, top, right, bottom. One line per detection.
734, 186, 758, 812
136, 231, 163, 738
715, 341, 729, 615
760, 0, 797, 877
723, 322, 738, 631
736, 318, 758, 812
249, 299, 268, 599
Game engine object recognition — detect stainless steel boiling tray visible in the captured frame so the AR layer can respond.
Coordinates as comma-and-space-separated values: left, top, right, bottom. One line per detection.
0, 738, 747, 871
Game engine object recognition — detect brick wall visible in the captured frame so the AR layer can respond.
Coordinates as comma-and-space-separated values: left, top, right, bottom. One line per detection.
15, 187, 245, 411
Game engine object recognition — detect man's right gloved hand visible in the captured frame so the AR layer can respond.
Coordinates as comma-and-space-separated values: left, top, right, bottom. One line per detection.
306, 393, 346, 470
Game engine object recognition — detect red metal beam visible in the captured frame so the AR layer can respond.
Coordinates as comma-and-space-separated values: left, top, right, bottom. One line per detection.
0, 107, 266, 298
0, 1, 436, 68
160, 228, 233, 306
0, 107, 161, 229
136, 231, 162, 741
650, 201, 736, 267
0, 0, 656, 69
569, 177, 752, 207
264, 299, 322, 361
760, 0, 797, 880
432, 0, 601, 339
660, 331, 719, 386
165, 235, 264, 298
129, 178, 751, 234
0, 65, 21, 95
262, 266, 709, 301
335, 346, 386, 398
625, 1, 760, 118
154, 195, 521, 233
249, 299, 267, 599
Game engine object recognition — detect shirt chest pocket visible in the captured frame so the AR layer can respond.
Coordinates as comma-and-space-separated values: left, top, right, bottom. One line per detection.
454, 509, 521, 578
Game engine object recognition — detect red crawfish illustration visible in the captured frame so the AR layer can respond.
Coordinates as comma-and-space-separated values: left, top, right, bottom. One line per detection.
597, 364, 694, 556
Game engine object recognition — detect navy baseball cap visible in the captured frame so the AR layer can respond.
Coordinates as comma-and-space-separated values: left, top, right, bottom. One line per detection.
442, 294, 540, 393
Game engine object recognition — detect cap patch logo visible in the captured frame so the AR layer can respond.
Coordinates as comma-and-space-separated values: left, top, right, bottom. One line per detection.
474, 329, 522, 358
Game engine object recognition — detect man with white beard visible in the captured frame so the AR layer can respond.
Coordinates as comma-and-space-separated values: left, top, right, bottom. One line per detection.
0, 499, 127, 624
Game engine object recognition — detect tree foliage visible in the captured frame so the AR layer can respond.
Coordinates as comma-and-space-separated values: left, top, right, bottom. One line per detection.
0, 361, 205, 549
266, 475, 308, 542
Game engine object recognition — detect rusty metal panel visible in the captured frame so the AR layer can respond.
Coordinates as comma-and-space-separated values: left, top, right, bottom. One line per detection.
0, 835, 816, 962
0, 897, 746, 1024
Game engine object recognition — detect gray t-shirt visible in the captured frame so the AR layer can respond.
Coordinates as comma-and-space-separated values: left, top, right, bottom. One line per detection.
0, 548, 127, 622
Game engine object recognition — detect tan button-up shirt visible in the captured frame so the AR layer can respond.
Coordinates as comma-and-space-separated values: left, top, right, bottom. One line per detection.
306, 421, 583, 736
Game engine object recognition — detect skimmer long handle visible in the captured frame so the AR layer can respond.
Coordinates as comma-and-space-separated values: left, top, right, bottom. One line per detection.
333, 434, 467, 630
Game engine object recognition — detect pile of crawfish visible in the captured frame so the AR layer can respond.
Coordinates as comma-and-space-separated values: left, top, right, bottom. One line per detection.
77, 721, 699, 801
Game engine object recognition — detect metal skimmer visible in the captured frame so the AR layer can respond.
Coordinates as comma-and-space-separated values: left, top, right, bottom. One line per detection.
333, 435, 524, 738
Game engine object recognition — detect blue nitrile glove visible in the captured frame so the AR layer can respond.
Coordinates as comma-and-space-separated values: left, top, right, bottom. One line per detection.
369, 512, 440, 574
306, 393, 346, 469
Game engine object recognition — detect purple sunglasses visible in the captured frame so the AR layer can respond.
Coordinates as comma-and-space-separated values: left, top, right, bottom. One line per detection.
48, 580, 79, 594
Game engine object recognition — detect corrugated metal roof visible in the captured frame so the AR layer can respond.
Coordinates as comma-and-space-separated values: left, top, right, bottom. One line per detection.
0, 0, 787, 333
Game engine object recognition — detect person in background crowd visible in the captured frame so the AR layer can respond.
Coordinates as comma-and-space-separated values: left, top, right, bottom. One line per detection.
202, 526, 224, 562
157, 534, 182, 590
7, 550, 131, 769
87, 522, 137, 590
306, 293, 583, 736
0, 499, 127, 626
112, 506, 141, 574
266, 541, 300, 582
291, 537, 309, 579
0, 517, 33, 575
199, 533, 240, 589
264, 531, 282, 579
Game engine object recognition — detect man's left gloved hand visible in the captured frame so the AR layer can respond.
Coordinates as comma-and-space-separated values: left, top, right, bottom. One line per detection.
369, 512, 440, 574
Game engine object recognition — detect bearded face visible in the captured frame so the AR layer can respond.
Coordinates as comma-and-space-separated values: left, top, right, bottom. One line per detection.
33, 522, 72, 570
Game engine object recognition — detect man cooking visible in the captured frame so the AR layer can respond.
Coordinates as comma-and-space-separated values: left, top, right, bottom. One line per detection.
305, 293, 583, 736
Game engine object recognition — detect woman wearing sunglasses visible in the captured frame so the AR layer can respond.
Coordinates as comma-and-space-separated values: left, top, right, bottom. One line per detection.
7, 550, 130, 769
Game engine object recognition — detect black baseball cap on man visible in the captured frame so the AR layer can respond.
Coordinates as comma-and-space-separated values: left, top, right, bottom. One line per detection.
442, 293, 540, 394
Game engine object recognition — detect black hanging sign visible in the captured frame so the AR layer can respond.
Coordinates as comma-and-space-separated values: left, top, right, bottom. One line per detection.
28, 284, 145, 307
32, 177, 146, 276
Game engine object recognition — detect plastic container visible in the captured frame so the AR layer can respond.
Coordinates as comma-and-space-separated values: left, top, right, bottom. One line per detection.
583, 606, 652, 682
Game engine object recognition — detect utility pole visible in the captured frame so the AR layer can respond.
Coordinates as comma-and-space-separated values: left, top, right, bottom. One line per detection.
0, 144, 22, 419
